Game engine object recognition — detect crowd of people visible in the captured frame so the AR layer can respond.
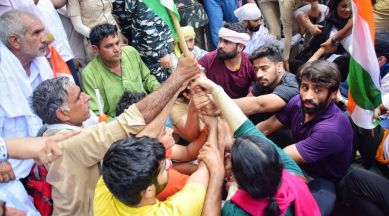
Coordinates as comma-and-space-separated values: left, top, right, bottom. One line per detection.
0, 0, 388, 215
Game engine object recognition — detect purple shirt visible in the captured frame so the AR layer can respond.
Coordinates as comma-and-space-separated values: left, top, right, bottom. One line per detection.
198, 51, 256, 99
276, 95, 353, 180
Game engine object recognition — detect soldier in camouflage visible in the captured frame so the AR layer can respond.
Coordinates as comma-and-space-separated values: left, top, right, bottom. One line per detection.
175, 0, 210, 50
113, 0, 174, 82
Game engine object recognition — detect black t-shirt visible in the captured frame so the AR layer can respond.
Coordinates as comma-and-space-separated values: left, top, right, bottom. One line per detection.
249, 72, 299, 124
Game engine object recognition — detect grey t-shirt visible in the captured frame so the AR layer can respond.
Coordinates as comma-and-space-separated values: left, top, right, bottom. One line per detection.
249, 72, 299, 124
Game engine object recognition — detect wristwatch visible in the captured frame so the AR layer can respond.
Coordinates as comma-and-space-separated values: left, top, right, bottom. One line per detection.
331, 38, 340, 46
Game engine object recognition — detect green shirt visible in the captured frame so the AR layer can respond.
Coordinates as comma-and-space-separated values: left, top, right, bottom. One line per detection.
82, 46, 160, 119
222, 120, 303, 216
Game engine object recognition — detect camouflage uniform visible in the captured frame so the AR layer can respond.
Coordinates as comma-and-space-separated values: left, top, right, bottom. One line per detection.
175, 0, 210, 50
113, 0, 174, 82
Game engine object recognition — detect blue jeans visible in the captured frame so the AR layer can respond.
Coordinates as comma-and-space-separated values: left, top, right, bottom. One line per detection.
203, 0, 238, 50
308, 174, 337, 216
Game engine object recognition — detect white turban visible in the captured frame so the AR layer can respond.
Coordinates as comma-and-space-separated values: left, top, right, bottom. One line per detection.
234, 3, 262, 22
218, 27, 250, 44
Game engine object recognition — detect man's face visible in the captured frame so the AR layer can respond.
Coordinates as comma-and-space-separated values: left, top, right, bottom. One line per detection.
253, 57, 282, 89
20, 17, 47, 58
63, 83, 91, 126
299, 79, 333, 115
185, 37, 195, 52
95, 34, 121, 63
217, 38, 239, 60
246, 19, 261, 32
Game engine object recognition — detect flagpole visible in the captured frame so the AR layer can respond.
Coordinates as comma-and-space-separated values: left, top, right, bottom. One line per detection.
168, 10, 190, 57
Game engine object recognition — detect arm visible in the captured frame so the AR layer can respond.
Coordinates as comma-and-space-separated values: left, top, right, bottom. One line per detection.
174, 100, 201, 141
320, 19, 353, 54
136, 88, 180, 138
171, 128, 208, 161
283, 144, 306, 164
50, 0, 67, 9
198, 129, 224, 216
67, 0, 90, 37
70, 16, 91, 38
256, 115, 284, 136
136, 54, 201, 123
4, 131, 78, 163
234, 94, 287, 116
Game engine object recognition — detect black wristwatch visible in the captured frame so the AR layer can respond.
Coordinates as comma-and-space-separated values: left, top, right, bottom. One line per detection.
331, 38, 340, 46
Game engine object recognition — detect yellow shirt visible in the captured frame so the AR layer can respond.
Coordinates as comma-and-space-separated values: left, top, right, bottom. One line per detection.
46, 105, 146, 216
94, 177, 206, 216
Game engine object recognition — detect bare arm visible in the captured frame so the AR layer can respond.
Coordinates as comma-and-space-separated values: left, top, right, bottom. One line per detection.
171, 128, 208, 161
256, 115, 284, 136
50, 0, 68, 8
136, 54, 200, 123
234, 94, 287, 116
136, 90, 180, 138
174, 100, 201, 141
283, 144, 306, 164
5, 131, 78, 163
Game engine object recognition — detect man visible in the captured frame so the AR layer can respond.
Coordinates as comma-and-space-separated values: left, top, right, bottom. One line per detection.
31, 76, 98, 215
257, 60, 353, 216
171, 25, 208, 71
0, 0, 81, 85
112, 0, 174, 82
82, 24, 160, 119
202, 0, 238, 49
0, 10, 52, 215
234, 3, 301, 55
234, 46, 299, 125
198, 22, 256, 99
31, 53, 200, 215
94, 116, 224, 215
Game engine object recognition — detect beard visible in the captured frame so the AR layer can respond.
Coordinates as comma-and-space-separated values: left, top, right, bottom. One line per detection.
216, 45, 238, 61
248, 24, 260, 32
300, 96, 329, 114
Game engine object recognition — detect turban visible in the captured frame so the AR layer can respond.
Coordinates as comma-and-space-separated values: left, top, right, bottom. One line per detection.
218, 27, 250, 44
234, 3, 262, 22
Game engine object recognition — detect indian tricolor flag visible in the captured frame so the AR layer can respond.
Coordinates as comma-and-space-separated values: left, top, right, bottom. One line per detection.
347, 0, 381, 129
143, 0, 180, 37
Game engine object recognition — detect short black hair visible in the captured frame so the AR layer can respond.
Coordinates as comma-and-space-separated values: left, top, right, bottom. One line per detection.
250, 45, 283, 63
375, 32, 389, 59
223, 22, 246, 34
231, 135, 282, 216
89, 23, 118, 47
102, 136, 165, 206
115, 91, 146, 116
296, 60, 341, 93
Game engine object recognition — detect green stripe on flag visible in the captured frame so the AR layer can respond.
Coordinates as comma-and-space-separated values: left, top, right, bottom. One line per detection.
143, 0, 180, 37
348, 57, 381, 110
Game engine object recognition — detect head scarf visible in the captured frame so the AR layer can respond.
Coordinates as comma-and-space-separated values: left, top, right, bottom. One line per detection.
174, 26, 196, 57
233, 3, 262, 22
219, 27, 250, 44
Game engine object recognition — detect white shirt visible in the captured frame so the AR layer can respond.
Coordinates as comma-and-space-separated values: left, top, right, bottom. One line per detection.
244, 25, 302, 54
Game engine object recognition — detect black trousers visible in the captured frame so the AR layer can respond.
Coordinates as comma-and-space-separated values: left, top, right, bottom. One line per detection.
340, 168, 389, 216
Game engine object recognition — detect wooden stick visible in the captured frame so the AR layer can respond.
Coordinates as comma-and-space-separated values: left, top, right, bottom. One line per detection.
168, 10, 190, 57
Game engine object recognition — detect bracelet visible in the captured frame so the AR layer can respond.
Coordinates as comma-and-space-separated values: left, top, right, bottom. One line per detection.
0, 138, 7, 162
331, 38, 340, 46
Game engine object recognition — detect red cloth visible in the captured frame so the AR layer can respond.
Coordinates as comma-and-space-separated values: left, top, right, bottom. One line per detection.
231, 170, 320, 216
